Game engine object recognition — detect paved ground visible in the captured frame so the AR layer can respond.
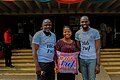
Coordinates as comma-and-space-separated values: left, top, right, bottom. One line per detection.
0, 66, 112, 80
109, 75, 120, 80
0, 76, 35, 80
76, 66, 111, 80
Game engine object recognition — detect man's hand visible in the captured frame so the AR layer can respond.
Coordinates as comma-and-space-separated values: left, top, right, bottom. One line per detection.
96, 65, 100, 74
36, 66, 41, 75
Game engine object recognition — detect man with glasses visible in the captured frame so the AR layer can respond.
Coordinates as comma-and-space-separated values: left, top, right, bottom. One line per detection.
75, 16, 101, 80
32, 19, 56, 80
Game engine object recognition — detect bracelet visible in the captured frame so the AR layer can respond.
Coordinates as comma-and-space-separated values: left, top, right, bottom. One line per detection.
32, 50, 37, 53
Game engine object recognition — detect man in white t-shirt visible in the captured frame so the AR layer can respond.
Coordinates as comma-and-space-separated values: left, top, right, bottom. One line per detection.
32, 19, 56, 80
75, 16, 100, 80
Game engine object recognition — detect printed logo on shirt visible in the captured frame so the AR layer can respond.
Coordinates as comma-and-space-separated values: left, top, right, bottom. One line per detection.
41, 40, 46, 43
46, 43, 54, 54
82, 41, 90, 52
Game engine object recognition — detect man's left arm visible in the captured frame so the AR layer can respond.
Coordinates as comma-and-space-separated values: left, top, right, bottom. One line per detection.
95, 39, 101, 74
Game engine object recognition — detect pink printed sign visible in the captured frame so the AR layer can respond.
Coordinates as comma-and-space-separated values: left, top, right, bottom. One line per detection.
56, 50, 79, 74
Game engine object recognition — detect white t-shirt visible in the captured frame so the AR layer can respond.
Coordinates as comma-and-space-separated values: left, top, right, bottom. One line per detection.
32, 30, 56, 62
75, 27, 100, 59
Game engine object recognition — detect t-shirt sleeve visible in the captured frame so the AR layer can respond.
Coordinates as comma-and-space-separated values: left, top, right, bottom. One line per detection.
55, 40, 62, 51
75, 31, 80, 41
95, 30, 100, 40
54, 34, 56, 45
32, 32, 41, 45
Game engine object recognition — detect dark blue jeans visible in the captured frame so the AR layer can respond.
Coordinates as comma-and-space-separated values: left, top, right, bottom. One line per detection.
36, 61, 55, 80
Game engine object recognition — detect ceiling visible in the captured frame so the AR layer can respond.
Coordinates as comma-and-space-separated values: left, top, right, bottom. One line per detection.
0, 0, 120, 15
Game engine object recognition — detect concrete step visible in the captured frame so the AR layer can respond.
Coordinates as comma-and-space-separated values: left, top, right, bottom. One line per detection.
101, 55, 120, 58
101, 48, 120, 52
101, 52, 120, 55
12, 49, 120, 53
100, 49, 120, 76
0, 49, 35, 79
101, 62, 120, 66
0, 60, 34, 62
12, 49, 32, 53
107, 72, 120, 75
104, 66, 120, 70
0, 63, 35, 67
13, 53, 32, 56
12, 56, 33, 58
101, 58, 120, 61
0, 67, 35, 71
0, 72, 35, 76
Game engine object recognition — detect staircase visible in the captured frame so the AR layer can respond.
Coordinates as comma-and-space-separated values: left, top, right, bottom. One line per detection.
0, 49, 120, 80
0, 49, 36, 80
101, 48, 120, 75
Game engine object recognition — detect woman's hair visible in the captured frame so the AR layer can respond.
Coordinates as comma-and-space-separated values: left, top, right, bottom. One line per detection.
63, 25, 72, 31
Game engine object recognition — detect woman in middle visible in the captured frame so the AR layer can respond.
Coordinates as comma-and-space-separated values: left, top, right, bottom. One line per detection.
55, 26, 78, 80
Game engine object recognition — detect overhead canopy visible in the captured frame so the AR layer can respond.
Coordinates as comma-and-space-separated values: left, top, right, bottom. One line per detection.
0, 0, 119, 15
56, 0, 84, 4
34, 0, 52, 3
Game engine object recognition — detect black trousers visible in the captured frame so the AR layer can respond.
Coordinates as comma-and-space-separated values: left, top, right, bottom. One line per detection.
37, 61, 55, 80
4, 43, 12, 66
57, 73, 75, 80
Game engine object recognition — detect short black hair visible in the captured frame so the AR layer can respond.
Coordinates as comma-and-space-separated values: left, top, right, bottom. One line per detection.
63, 25, 72, 31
